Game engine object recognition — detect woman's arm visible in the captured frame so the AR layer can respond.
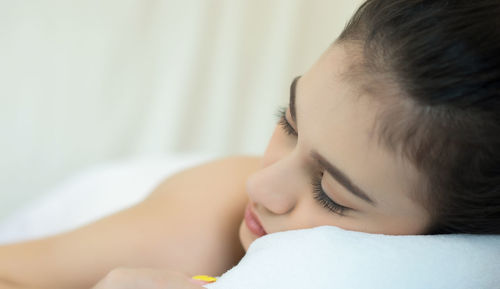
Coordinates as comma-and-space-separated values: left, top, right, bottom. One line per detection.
0, 156, 260, 289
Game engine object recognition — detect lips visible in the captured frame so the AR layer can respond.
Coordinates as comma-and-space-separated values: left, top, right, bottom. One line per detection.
244, 203, 267, 237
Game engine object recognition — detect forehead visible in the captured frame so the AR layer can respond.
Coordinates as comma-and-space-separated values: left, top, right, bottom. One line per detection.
297, 44, 421, 209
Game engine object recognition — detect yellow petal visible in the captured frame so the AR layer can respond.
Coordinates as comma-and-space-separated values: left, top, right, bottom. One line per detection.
192, 275, 218, 283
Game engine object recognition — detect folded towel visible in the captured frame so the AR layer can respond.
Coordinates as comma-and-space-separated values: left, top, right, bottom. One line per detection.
205, 226, 500, 289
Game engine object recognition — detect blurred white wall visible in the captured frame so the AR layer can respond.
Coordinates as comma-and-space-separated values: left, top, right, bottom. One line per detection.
0, 0, 362, 220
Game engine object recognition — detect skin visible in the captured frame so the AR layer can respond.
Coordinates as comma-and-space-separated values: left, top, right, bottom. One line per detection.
239, 43, 431, 250
0, 43, 431, 289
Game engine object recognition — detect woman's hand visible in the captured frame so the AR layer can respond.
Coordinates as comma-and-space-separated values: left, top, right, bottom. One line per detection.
91, 268, 210, 289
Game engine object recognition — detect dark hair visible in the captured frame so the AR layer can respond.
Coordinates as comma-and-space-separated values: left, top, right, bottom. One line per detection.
338, 0, 500, 234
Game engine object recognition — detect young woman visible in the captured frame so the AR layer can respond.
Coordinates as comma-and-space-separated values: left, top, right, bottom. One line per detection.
1, 0, 499, 288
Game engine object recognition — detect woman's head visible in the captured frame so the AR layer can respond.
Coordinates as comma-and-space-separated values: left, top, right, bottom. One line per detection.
239, 0, 500, 250
337, 0, 500, 234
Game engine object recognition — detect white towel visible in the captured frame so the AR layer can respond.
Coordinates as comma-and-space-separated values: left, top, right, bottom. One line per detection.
205, 226, 500, 289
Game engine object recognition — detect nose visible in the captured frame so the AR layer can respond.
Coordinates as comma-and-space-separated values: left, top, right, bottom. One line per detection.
246, 154, 304, 215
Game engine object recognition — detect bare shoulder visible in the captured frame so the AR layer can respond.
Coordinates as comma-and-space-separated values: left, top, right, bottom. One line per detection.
133, 155, 263, 275
148, 155, 261, 200
134, 155, 262, 271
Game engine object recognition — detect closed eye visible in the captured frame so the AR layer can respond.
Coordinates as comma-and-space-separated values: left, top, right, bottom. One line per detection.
276, 106, 298, 137
312, 173, 351, 216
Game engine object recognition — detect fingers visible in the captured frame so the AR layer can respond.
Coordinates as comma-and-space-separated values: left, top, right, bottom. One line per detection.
91, 268, 211, 289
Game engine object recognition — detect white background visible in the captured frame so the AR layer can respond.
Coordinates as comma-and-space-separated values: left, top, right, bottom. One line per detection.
0, 0, 361, 221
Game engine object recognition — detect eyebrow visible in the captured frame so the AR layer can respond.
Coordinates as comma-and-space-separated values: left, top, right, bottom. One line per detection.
289, 76, 377, 206
289, 76, 300, 126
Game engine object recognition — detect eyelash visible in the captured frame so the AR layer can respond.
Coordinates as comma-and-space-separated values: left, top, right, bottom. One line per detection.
275, 106, 298, 136
274, 106, 349, 216
311, 173, 349, 216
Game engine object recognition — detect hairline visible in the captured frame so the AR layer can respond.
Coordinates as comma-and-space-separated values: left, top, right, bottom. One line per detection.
329, 41, 435, 218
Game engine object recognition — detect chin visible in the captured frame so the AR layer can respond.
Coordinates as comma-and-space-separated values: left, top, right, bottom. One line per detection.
238, 219, 257, 252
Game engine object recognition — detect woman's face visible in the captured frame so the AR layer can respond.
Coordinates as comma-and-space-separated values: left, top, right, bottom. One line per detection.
239, 44, 431, 251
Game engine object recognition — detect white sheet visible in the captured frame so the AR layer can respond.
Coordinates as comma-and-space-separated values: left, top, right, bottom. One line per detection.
0, 154, 217, 244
